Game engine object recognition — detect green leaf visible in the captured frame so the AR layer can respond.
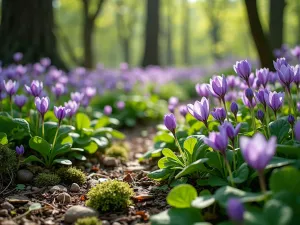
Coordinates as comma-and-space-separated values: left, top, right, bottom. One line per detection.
229, 163, 249, 184
16, 184, 25, 190
95, 116, 110, 129
110, 129, 125, 139
191, 195, 215, 209
162, 148, 180, 161
53, 159, 72, 165
269, 119, 290, 144
91, 137, 109, 149
184, 137, 198, 155
148, 168, 172, 180
266, 156, 295, 169
29, 136, 51, 160
269, 166, 300, 195
84, 141, 98, 154
206, 151, 223, 173
170, 177, 188, 187
23, 155, 44, 165
69, 152, 87, 161
76, 113, 91, 130
175, 158, 208, 179
197, 175, 228, 187
215, 186, 268, 207
29, 203, 42, 211
166, 184, 197, 208
0, 132, 8, 145
276, 144, 300, 158
151, 208, 203, 225
263, 199, 292, 225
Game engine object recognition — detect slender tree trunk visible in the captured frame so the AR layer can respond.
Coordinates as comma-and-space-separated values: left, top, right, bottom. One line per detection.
182, 0, 190, 65
211, 19, 221, 60
123, 38, 130, 65
244, 0, 274, 69
269, 0, 286, 51
0, 0, 65, 68
166, 0, 174, 65
142, 0, 160, 67
83, 20, 94, 68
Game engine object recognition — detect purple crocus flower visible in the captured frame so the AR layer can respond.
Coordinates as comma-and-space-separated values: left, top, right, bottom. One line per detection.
269, 71, 278, 85
273, 57, 288, 71
164, 113, 177, 134
3, 80, 19, 97
256, 68, 270, 88
187, 97, 210, 127
293, 65, 300, 88
71, 92, 84, 103
51, 83, 65, 99
16, 145, 24, 155
211, 107, 226, 124
242, 93, 256, 108
25, 80, 43, 97
291, 46, 300, 61
295, 121, 300, 141
35, 97, 50, 116
208, 75, 227, 99
255, 89, 269, 110
116, 101, 125, 110
168, 104, 175, 113
221, 122, 241, 143
204, 129, 228, 156
267, 91, 284, 116
85, 87, 97, 98
195, 83, 209, 98
169, 97, 179, 106
14, 95, 28, 110
179, 105, 188, 117
297, 102, 300, 112
256, 110, 264, 122
104, 105, 112, 116
240, 133, 276, 171
40, 57, 51, 67
13, 52, 23, 62
245, 88, 254, 101
278, 65, 294, 89
227, 198, 244, 223
230, 102, 238, 117
227, 75, 240, 89
54, 106, 70, 122
64, 100, 79, 118
288, 114, 295, 126
233, 60, 251, 85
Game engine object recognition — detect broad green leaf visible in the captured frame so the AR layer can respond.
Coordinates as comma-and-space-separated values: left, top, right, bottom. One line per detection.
95, 116, 110, 129
110, 129, 125, 139
0, 132, 8, 145
197, 175, 228, 187
166, 184, 197, 208
184, 137, 197, 155
52, 143, 72, 157
91, 137, 109, 149
148, 168, 172, 180
263, 199, 292, 225
276, 144, 300, 158
76, 113, 91, 130
53, 159, 72, 165
269, 166, 300, 195
162, 148, 180, 161
151, 208, 203, 225
29, 203, 42, 211
69, 152, 87, 161
84, 141, 98, 154
170, 177, 188, 187
23, 155, 44, 165
29, 136, 51, 160
229, 163, 249, 184
192, 195, 215, 209
266, 157, 295, 169
175, 158, 208, 179
269, 119, 289, 144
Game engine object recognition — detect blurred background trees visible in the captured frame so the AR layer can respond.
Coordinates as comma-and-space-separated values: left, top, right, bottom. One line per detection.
0, 0, 299, 69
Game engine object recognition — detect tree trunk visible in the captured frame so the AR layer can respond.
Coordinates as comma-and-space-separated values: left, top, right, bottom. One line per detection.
0, 0, 65, 68
244, 0, 274, 69
182, 0, 190, 65
123, 38, 130, 65
83, 20, 94, 68
211, 19, 221, 60
166, 0, 174, 65
142, 0, 160, 67
269, 0, 286, 51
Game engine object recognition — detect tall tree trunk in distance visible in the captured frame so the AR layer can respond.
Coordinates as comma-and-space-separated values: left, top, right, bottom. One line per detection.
182, 0, 190, 65
0, 0, 65, 68
142, 0, 160, 67
166, 0, 174, 65
210, 19, 221, 60
244, 0, 274, 69
269, 0, 286, 51
82, 0, 106, 69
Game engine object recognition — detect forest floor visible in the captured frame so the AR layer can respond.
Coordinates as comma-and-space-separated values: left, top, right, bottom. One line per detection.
0, 123, 169, 225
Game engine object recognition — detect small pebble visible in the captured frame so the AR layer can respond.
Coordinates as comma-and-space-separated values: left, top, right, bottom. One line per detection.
70, 183, 80, 192
0, 209, 9, 217
1, 202, 14, 210
17, 169, 34, 184
103, 157, 119, 167
1, 220, 17, 225
112, 222, 121, 225
26, 186, 32, 191
49, 185, 67, 193
87, 179, 99, 188
32, 187, 39, 192
56, 193, 71, 204
101, 221, 110, 225
64, 205, 98, 223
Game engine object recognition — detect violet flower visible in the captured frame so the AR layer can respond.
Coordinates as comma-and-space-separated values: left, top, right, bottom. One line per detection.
179, 105, 188, 117
25, 80, 43, 97
116, 101, 125, 110
227, 198, 244, 223
54, 106, 70, 123
64, 100, 79, 118
288, 114, 295, 126
278, 65, 294, 90
3, 80, 19, 97
256, 110, 264, 122
293, 65, 300, 88
273, 57, 288, 71
211, 107, 226, 124
164, 113, 176, 134
104, 105, 112, 116
16, 145, 24, 155
208, 75, 228, 99
256, 68, 270, 88
291, 46, 300, 61
71, 92, 84, 103
168, 104, 175, 113
295, 121, 300, 141
204, 129, 228, 156
169, 97, 179, 106
51, 83, 65, 99
267, 91, 284, 117
187, 97, 210, 127
233, 60, 251, 86
13, 52, 23, 62
242, 93, 256, 108
255, 89, 269, 111
14, 95, 28, 110
35, 97, 50, 116
230, 102, 238, 119
195, 83, 209, 98
222, 122, 241, 144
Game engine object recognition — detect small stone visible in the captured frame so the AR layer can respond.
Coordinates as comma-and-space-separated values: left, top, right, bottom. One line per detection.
70, 183, 80, 192
1, 220, 17, 225
64, 205, 99, 223
17, 169, 34, 184
0, 209, 9, 217
6, 195, 30, 204
26, 186, 32, 191
49, 185, 67, 193
101, 221, 110, 225
56, 193, 71, 204
98, 178, 108, 183
1, 202, 14, 210
32, 187, 39, 192
87, 179, 99, 188
112, 222, 121, 225
103, 157, 119, 167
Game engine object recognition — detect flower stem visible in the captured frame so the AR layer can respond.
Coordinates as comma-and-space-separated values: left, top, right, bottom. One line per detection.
265, 107, 271, 138
41, 116, 45, 139
222, 98, 229, 122
10, 96, 13, 117
225, 158, 234, 187
173, 134, 187, 165
52, 123, 60, 149
287, 88, 295, 115
258, 170, 267, 194
250, 107, 256, 131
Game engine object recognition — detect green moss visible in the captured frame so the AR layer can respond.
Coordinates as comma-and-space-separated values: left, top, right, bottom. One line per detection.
34, 173, 61, 187
75, 217, 102, 225
0, 145, 17, 183
86, 180, 134, 212
106, 144, 128, 160
56, 167, 86, 185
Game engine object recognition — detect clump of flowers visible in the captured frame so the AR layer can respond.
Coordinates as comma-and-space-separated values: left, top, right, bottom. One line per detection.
34, 173, 61, 187
56, 167, 86, 185
86, 180, 134, 212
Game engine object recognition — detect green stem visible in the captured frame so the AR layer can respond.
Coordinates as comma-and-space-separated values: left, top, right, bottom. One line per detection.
287, 88, 295, 115
10, 97, 13, 117
250, 107, 256, 131
265, 107, 271, 138
52, 123, 60, 150
36, 112, 39, 135
258, 170, 267, 194
217, 151, 224, 177
174, 134, 187, 165
222, 98, 229, 122
41, 116, 45, 139
225, 158, 234, 187
232, 141, 237, 172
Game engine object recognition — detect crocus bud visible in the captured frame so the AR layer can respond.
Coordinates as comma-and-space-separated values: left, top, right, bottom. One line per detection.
13, 52, 23, 62
256, 68, 270, 88
179, 105, 188, 117
116, 101, 125, 110
64, 100, 79, 118
227, 198, 244, 223
71, 92, 84, 103
164, 113, 176, 133
169, 97, 179, 106
3, 80, 19, 97
168, 104, 175, 113
245, 88, 254, 101
233, 60, 251, 84
14, 95, 28, 110
35, 97, 50, 116
273, 57, 288, 71
288, 115, 295, 126
16, 145, 24, 155
256, 110, 264, 122
54, 106, 70, 122
204, 129, 228, 156
25, 80, 43, 97
104, 105, 112, 116
187, 98, 210, 125
208, 75, 228, 99
51, 83, 65, 99
211, 107, 226, 124
230, 102, 238, 116
295, 121, 300, 141
195, 83, 209, 98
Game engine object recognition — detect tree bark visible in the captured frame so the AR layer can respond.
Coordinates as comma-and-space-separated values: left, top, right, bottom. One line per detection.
142, 0, 160, 67
269, 0, 286, 51
166, 0, 174, 65
0, 0, 65, 68
182, 0, 190, 65
244, 0, 274, 69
